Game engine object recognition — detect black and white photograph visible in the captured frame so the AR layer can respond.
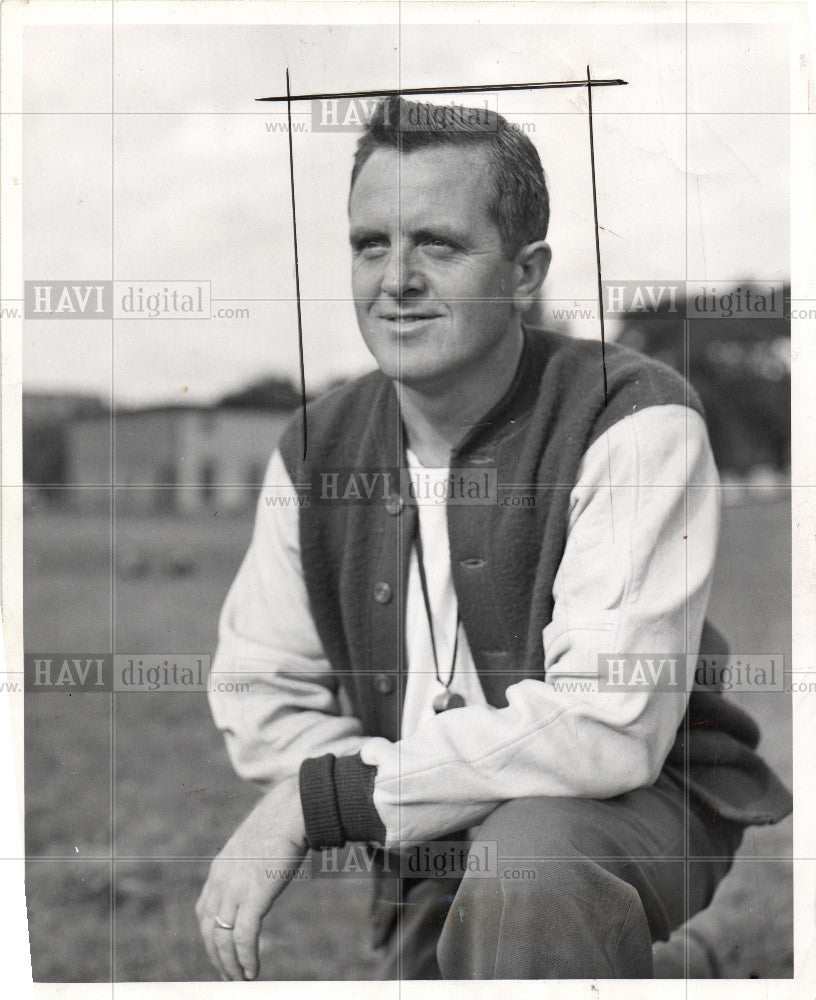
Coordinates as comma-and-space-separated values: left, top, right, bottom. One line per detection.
1, 0, 814, 992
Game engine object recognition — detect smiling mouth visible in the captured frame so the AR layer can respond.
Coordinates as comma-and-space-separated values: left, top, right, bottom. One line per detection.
376, 313, 443, 324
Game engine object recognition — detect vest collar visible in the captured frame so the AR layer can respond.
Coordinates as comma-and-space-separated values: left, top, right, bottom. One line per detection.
370, 326, 552, 468
452, 325, 551, 458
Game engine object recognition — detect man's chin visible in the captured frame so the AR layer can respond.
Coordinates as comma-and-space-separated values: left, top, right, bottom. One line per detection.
363, 342, 438, 383
381, 360, 456, 393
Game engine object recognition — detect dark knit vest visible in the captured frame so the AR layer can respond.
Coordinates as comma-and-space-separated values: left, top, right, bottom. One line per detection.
280, 329, 791, 826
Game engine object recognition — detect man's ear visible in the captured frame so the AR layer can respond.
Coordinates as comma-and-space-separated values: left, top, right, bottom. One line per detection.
512, 241, 551, 313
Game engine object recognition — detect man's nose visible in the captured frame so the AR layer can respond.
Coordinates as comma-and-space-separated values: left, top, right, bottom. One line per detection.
380, 246, 425, 298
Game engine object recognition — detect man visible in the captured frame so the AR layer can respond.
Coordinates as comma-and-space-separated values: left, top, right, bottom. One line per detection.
197, 96, 790, 981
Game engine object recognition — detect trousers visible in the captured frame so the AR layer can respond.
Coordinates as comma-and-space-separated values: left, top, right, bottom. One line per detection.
370, 771, 744, 979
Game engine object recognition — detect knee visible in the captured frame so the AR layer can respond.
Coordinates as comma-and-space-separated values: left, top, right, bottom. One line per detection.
436, 848, 648, 979
435, 798, 651, 978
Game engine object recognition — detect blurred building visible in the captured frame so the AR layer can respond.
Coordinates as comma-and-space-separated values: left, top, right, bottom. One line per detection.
25, 376, 308, 514
23, 391, 108, 495
66, 406, 293, 513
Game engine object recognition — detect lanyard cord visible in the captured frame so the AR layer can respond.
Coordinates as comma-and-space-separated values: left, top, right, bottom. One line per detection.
414, 525, 459, 690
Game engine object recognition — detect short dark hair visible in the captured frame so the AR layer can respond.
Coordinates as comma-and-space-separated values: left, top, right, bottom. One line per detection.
350, 96, 549, 259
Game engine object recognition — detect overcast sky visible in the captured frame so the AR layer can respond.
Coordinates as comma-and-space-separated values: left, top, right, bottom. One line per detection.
22, 16, 790, 405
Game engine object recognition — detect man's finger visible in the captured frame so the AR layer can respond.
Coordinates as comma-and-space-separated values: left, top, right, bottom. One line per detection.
233, 905, 264, 981
202, 930, 222, 978
197, 903, 223, 978
213, 920, 244, 981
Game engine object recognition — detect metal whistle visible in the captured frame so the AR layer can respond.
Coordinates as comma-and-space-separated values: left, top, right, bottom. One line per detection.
433, 690, 466, 713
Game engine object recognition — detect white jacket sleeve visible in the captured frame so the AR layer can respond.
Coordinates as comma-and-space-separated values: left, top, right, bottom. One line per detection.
360, 404, 721, 847
208, 450, 369, 787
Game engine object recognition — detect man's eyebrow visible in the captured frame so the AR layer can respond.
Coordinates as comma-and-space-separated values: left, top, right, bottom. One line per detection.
349, 226, 387, 246
349, 223, 470, 249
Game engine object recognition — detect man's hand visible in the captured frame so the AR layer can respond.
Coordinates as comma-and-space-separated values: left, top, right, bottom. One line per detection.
195, 775, 307, 980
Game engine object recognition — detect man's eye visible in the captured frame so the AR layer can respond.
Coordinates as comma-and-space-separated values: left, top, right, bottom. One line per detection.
354, 238, 387, 254
422, 237, 458, 252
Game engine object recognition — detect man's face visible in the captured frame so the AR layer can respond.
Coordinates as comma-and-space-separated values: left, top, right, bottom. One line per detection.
348, 145, 519, 391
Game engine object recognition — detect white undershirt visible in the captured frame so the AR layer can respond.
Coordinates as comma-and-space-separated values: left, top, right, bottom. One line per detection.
401, 449, 488, 736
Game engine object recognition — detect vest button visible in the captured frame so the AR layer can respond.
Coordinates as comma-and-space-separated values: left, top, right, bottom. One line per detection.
373, 673, 395, 695
384, 495, 404, 515
373, 581, 392, 604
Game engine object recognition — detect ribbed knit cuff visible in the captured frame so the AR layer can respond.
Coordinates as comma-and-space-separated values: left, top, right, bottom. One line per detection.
299, 752, 385, 849
298, 754, 344, 849
333, 754, 386, 844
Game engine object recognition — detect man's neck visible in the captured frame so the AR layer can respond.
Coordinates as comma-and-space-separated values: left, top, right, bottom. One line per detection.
397, 326, 524, 467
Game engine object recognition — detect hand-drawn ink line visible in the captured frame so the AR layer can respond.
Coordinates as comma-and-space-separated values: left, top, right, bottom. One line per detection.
586, 66, 609, 403
262, 72, 628, 458
257, 78, 627, 103
284, 69, 308, 459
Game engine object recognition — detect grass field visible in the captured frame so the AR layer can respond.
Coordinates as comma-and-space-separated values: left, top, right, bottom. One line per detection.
23, 491, 793, 981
